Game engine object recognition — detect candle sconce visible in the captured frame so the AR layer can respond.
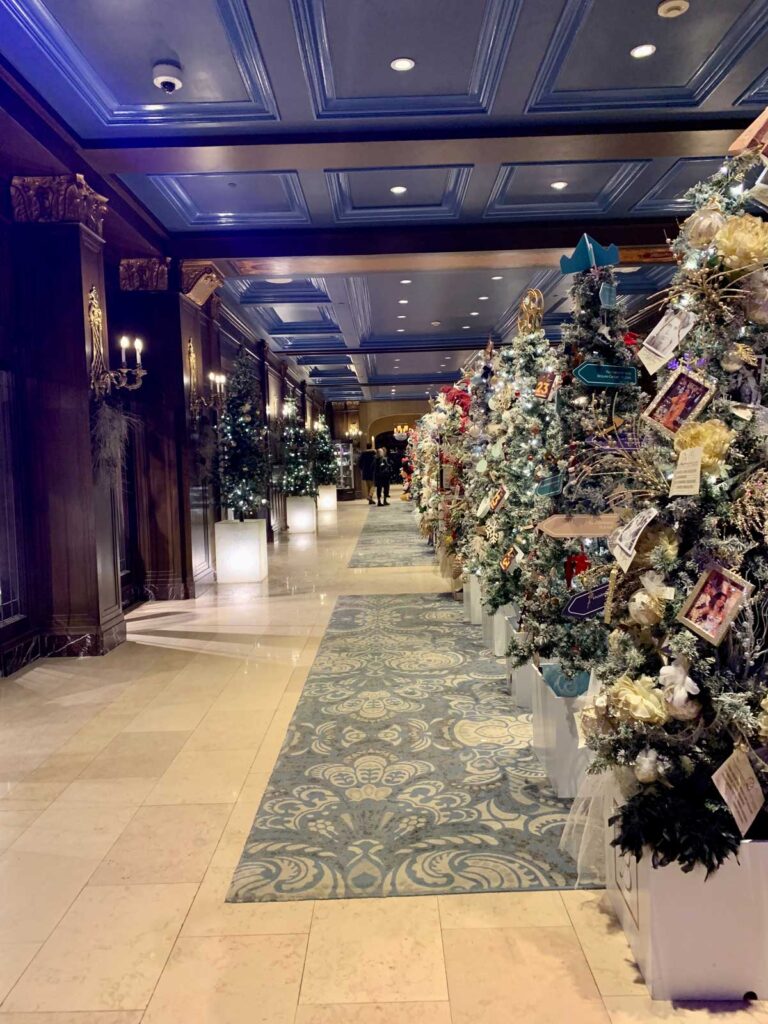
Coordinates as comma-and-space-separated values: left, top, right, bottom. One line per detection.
88, 285, 146, 398
187, 338, 225, 418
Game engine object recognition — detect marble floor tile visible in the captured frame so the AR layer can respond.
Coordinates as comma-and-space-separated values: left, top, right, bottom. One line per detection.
181, 863, 314, 937
300, 897, 447, 1005
438, 891, 570, 929
144, 748, 254, 805
122, 701, 210, 734
442, 926, 609, 1024
561, 890, 646, 997
295, 1005, 453, 1024
3, 883, 197, 1012
54, 778, 157, 806
182, 708, 271, 752
0, 1014, 142, 1024
77, 730, 189, 780
10, 803, 136, 860
0, 826, 24, 852
0, 941, 41, 1003
90, 803, 230, 885
0, 849, 100, 943
142, 934, 307, 1024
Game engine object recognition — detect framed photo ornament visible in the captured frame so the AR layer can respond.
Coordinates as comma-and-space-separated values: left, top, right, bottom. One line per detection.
677, 565, 753, 647
641, 368, 715, 439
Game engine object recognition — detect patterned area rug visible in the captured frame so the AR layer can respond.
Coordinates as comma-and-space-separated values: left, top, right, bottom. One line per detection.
348, 498, 434, 568
227, 594, 580, 902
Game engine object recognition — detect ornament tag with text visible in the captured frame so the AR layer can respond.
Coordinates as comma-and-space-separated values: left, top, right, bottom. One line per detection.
713, 748, 764, 836
489, 484, 508, 513
669, 446, 702, 497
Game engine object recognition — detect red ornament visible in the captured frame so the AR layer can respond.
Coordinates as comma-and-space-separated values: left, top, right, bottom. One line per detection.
623, 331, 640, 348
565, 551, 590, 588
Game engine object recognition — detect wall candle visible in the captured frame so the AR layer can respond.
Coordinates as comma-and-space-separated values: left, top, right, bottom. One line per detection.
119, 335, 130, 367
134, 338, 143, 366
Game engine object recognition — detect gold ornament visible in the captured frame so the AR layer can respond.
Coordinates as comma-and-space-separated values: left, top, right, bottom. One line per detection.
632, 526, 679, 568
715, 213, 768, 271
757, 696, 768, 743
683, 201, 727, 248
673, 419, 735, 473
628, 589, 663, 626
518, 289, 544, 333
745, 268, 768, 323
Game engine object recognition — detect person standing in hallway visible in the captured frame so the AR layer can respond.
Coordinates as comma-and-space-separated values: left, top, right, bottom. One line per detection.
374, 447, 391, 506
359, 444, 377, 504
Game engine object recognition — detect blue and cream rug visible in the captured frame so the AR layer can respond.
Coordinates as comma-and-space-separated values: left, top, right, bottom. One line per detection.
227, 594, 580, 902
348, 498, 434, 568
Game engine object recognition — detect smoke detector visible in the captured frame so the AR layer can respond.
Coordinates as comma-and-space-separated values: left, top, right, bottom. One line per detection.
657, 0, 689, 17
152, 61, 183, 94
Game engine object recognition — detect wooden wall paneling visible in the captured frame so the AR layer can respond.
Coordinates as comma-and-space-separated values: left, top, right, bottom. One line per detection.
12, 222, 125, 656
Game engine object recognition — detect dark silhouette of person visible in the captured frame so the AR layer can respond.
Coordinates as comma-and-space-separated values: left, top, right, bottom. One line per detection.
374, 447, 391, 506
358, 444, 377, 505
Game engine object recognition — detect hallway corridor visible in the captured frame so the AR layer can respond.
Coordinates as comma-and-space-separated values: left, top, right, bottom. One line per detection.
0, 500, 748, 1023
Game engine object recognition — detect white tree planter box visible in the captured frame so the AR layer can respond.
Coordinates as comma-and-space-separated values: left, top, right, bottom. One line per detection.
605, 791, 768, 1000
481, 606, 511, 658
317, 484, 337, 512
468, 575, 482, 625
507, 655, 535, 709
462, 582, 472, 623
286, 495, 317, 534
214, 519, 268, 583
531, 664, 591, 799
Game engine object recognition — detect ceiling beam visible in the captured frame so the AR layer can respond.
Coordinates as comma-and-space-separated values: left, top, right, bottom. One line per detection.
82, 125, 739, 176
169, 219, 675, 265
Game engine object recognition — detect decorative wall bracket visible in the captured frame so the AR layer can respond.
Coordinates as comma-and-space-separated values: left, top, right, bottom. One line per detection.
119, 257, 171, 291
188, 338, 224, 418
11, 174, 108, 236
181, 261, 224, 306
88, 285, 146, 399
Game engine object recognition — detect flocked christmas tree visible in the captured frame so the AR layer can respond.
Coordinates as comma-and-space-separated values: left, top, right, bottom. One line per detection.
280, 401, 317, 497
579, 150, 768, 874
217, 346, 269, 521
310, 415, 339, 486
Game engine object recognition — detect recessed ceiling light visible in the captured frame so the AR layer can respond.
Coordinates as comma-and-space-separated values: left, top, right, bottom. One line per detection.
398, 299, 408, 305
390, 185, 408, 195
266, 277, 293, 284
390, 57, 415, 72
400, 279, 412, 284
491, 275, 503, 281
462, 325, 470, 330
397, 328, 405, 333
397, 315, 406, 319
657, 0, 688, 17
470, 311, 479, 316
630, 43, 656, 59
550, 180, 568, 190
431, 320, 441, 326
478, 295, 489, 300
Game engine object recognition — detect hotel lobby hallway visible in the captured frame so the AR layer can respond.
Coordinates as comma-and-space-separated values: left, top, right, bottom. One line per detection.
0, 498, 748, 1024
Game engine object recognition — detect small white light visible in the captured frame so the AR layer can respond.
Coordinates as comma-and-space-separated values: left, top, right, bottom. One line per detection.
550, 180, 568, 190
397, 328, 405, 333
266, 277, 293, 284
390, 57, 415, 72
630, 43, 656, 59
470, 311, 479, 316
119, 336, 130, 350
390, 185, 408, 195
400, 279, 412, 284
491, 275, 503, 281
398, 299, 408, 304
431, 321, 441, 326
478, 295, 489, 300
462, 325, 470, 330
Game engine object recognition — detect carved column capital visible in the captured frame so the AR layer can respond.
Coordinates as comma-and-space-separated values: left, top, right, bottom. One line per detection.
11, 174, 108, 236
119, 257, 171, 291
180, 261, 224, 306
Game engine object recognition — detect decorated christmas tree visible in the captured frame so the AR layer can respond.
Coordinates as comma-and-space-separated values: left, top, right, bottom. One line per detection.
508, 256, 646, 679
280, 401, 317, 497
310, 415, 339, 486
580, 151, 768, 873
217, 346, 269, 520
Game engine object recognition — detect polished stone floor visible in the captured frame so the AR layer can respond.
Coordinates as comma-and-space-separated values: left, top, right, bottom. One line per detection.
0, 499, 763, 1023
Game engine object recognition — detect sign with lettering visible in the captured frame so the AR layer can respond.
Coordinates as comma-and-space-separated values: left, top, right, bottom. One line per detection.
537, 514, 620, 538
574, 363, 638, 388
489, 484, 508, 513
563, 581, 610, 619
535, 472, 566, 497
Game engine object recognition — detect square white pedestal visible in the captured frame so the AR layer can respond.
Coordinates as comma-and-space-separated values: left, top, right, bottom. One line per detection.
287, 495, 317, 535
317, 484, 337, 511
468, 575, 482, 626
508, 657, 535, 709
482, 606, 510, 658
606, 791, 768, 1000
531, 664, 591, 799
462, 583, 472, 623
214, 519, 268, 583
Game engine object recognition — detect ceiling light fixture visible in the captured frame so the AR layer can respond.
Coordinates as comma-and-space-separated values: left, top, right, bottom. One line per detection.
266, 277, 293, 284
398, 299, 408, 304
550, 180, 568, 190
400, 279, 412, 284
431, 321, 441, 326
390, 57, 415, 72
478, 295, 489, 300
491, 275, 503, 281
630, 43, 656, 59
657, 0, 689, 16
397, 328, 405, 333
390, 185, 408, 195
462, 325, 470, 330
397, 314, 406, 319
470, 311, 479, 316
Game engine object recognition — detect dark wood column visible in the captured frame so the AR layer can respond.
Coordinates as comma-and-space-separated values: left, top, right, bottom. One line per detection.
11, 175, 125, 656
109, 258, 221, 600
